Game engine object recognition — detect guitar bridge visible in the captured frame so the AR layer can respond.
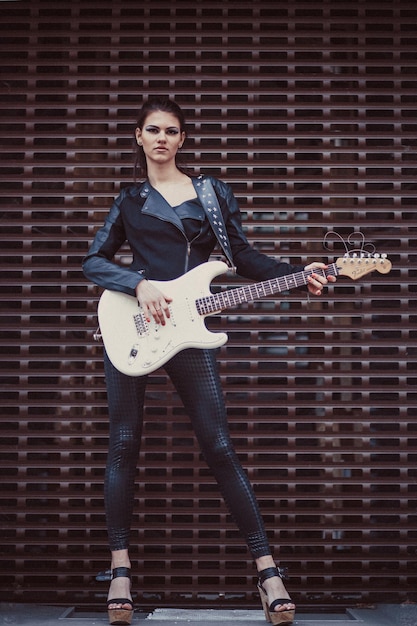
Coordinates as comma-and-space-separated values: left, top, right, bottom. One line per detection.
133, 312, 148, 335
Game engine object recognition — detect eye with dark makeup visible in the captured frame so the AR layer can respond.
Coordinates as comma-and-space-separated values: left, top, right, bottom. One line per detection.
144, 125, 180, 135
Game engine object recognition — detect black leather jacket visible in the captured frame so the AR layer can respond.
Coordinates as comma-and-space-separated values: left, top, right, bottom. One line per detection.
82, 175, 303, 296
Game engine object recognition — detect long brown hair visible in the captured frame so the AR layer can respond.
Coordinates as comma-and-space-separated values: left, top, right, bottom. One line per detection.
134, 97, 188, 180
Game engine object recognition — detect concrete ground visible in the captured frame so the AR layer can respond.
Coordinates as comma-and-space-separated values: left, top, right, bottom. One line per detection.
0, 603, 417, 626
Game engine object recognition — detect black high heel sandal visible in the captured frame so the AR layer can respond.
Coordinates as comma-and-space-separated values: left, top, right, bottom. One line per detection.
106, 567, 134, 626
257, 565, 295, 625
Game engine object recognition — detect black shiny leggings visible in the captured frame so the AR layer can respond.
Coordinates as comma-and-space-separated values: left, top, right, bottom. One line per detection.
103, 347, 271, 559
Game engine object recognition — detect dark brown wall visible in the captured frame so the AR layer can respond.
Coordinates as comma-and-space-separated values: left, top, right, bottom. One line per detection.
0, 0, 415, 609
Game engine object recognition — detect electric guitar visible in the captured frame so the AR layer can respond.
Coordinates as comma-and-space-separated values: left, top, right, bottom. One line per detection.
97, 254, 392, 376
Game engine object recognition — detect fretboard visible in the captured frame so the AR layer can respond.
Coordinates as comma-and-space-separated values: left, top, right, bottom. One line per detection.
196, 263, 338, 316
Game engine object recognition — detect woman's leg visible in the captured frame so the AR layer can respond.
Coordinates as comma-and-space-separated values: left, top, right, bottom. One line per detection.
165, 348, 294, 613
103, 351, 147, 607
165, 348, 271, 554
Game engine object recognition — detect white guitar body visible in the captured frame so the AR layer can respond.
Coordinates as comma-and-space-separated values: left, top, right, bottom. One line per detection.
98, 261, 230, 376
97, 253, 391, 376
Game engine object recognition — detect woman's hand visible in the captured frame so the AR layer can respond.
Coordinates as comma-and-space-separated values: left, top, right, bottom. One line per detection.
135, 280, 172, 325
304, 262, 336, 296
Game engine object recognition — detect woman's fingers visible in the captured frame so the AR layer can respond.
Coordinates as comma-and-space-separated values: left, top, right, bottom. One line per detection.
305, 262, 336, 296
135, 280, 172, 324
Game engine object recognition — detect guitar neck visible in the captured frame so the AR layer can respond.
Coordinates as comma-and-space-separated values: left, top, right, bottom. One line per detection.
196, 262, 338, 315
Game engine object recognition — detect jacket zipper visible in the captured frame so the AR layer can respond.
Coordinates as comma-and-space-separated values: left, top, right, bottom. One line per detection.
184, 225, 203, 274
185, 241, 191, 273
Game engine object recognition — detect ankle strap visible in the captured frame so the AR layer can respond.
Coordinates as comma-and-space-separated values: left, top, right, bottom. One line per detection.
112, 566, 131, 580
258, 565, 288, 585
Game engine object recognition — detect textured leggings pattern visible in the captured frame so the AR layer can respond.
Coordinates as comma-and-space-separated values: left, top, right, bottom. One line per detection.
103, 348, 271, 558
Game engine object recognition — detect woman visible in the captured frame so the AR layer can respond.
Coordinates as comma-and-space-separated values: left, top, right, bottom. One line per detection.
83, 98, 335, 626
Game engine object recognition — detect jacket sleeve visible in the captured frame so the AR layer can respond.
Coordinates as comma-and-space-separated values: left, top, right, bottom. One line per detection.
82, 190, 144, 296
214, 179, 304, 282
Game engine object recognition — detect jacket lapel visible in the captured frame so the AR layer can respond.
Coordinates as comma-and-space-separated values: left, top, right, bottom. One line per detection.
141, 185, 184, 232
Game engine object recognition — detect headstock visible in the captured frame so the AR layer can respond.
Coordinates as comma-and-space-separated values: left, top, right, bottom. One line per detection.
335, 253, 392, 280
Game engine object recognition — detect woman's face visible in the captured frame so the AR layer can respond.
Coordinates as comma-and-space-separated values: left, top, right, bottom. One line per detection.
135, 110, 185, 167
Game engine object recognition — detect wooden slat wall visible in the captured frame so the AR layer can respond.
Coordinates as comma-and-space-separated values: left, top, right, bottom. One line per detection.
0, 0, 415, 610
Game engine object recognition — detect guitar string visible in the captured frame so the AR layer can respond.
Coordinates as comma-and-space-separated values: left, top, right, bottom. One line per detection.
196, 263, 338, 316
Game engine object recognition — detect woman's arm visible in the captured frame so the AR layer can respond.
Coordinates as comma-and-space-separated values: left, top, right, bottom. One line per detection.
214, 178, 335, 294
82, 193, 144, 296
